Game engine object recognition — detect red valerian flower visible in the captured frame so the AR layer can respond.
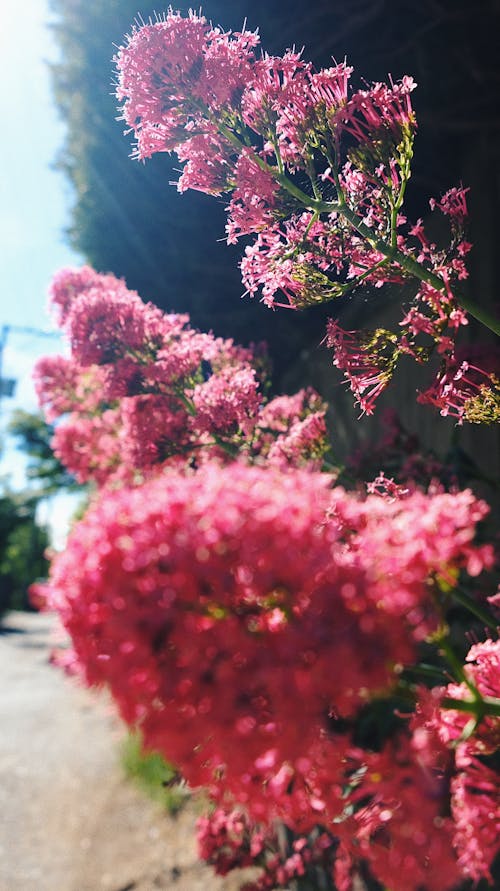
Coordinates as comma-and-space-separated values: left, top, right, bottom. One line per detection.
115, 11, 497, 421
197, 806, 336, 890
411, 640, 500, 885
37, 463, 493, 834
34, 267, 331, 482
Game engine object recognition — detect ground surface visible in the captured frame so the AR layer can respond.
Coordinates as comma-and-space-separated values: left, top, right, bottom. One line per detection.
0, 611, 248, 891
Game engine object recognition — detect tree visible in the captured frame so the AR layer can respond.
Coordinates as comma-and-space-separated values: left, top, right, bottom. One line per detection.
0, 490, 49, 616
8, 410, 82, 497
0, 411, 83, 617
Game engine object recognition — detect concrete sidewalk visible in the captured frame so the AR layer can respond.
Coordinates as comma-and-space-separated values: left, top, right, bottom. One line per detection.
0, 611, 240, 891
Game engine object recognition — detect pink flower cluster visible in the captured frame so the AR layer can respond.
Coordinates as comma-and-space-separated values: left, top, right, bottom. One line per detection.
113, 16, 410, 289
198, 649, 500, 890
115, 12, 499, 421
417, 349, 500, 422
36, 461, 496, 888
253, 388, 328, 467
325, 322, 401, 416
34, 267, 328, 483
116, 13, 413, 204
116, 11, 259, 166
197, 808, 336, 890
412, 639, 500, 884
331, 727, 462, 891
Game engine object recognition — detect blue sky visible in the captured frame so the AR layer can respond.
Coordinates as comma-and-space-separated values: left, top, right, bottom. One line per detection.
0, 0, 83, 539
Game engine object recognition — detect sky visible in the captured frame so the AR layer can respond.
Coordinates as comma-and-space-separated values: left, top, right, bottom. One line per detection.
0, 0, 83, 541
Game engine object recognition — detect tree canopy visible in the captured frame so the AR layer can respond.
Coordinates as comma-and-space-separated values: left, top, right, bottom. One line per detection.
8, 410, 82, 497
0, 489, 49, 615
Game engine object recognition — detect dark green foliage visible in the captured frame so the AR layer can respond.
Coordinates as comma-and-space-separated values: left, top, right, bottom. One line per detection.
1, 411, 81, 617
8, 410, 82, 496
0, 491, 49, 616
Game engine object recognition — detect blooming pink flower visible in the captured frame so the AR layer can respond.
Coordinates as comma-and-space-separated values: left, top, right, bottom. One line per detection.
255, 388, 328, 468
337, 76, 417, 147
48, 265, 117, 325
418, 353, 499, 422
116, 11, 259, 163
115, 12, 209, 139
190, 365, 260, 435
36, 267, 342, 481
226, 149, 281, 243
325, 320, 399, 415
120, 394, 190, 469
65, 287, 166, 366
197, 806, 336, 890
257, 389, 324, 432
451, 758, 500, 882
266, 412, 328, 469
240, 51, 306, 139
366, 471, 409, 501
335, 731, 461, 891
51, 408, 123, 485
33, 355, 81, 422
430, 186, 469, 225
434, 639, 500, 754
410, 642, 500, 885
38, 461, 493, 837
114, 12, 489, 420
176, 130, 235, 195
240, 213, 346, 309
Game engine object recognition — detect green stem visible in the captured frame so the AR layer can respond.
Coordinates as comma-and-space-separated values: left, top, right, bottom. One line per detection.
402, 663, 448, 682
310, 198, 500, 336
439, 637, 479, 697
175, 390, 197, 416
305, 158, 322, 202
212, 434, 239, 457
441, 694, 500, 718
324, 142, 345, 205
390, 201, 399, 249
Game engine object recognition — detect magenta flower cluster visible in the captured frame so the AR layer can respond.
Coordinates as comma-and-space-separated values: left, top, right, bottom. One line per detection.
34, 267, 328, 484
115, 11, 499, 420
37, 455, 497, 889
200, 640, 500, 891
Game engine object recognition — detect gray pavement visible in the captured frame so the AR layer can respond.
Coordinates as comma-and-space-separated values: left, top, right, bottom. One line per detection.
0, 611, 242, 891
